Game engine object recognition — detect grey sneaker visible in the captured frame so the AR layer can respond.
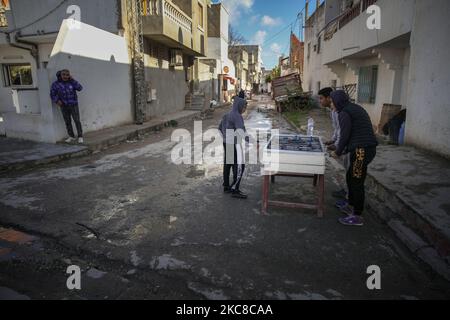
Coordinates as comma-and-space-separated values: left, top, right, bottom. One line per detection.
78, 137, 84, 144
65, 137, 75, 143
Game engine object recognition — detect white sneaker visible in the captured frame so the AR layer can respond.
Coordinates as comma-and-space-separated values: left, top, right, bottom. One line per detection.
65, 137, 75, 143
78, 137, 84, 144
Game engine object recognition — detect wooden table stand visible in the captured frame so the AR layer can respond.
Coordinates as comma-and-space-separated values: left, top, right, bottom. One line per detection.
262, 172, 325, 218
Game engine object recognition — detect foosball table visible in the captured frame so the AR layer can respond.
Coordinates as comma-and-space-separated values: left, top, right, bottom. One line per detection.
261, 134, 326, 217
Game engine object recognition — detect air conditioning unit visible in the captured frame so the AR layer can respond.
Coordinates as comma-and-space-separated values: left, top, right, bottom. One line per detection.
169, 49, 183, 67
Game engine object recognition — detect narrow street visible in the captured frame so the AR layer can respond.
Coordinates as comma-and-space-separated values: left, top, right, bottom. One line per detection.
1, 95, 449, 300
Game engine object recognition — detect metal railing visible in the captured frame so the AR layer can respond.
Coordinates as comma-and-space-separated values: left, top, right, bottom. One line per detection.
339, 1, 361, 29
324, 0, 378, 41
142, 0, 192, 32
362, 0, 378, 12
0, 7, 7, 28
337, 83, 357, 102
142, 0, 159, 15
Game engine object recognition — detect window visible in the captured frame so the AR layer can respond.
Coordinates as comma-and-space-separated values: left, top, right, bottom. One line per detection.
198, 2, 204, 28
307, 43, 311, 60
317, 36, 321, 54
2, 64, 33, 87
358, 65, 378, 103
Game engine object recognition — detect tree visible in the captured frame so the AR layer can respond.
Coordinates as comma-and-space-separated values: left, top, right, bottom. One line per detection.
228, 26, 247, 49
265, 74, 272, 83
272, 66, 281, 79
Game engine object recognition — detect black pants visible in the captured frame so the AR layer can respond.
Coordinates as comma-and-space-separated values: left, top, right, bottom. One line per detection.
346, 147, 376, 216
223, 143, 245, 191
61, 104, 83, 138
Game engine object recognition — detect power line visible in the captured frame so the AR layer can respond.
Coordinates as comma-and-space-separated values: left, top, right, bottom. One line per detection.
261, 0, 310, 47
261, 17, 298, 47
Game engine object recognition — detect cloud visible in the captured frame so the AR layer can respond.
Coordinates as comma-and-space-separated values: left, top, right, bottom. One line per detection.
270, 43, 283, 57
252, 30, 267, 46
261, 15, 282, 27
219, 0, 254, 23
249, 14, 261, 25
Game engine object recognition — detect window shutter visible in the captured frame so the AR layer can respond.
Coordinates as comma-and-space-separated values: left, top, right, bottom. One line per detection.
358, 65, 378, 103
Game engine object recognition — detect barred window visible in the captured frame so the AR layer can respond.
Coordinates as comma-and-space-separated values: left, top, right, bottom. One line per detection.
358, 65, 378, 103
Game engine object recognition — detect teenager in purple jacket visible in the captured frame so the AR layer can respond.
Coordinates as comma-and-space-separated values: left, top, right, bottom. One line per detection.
50, 69, 84, 143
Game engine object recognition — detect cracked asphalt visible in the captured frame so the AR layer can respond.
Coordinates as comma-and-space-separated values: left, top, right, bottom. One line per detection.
1, 95, 450, 300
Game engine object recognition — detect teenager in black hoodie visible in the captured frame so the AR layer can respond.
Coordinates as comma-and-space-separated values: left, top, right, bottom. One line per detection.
330, 90, 378, 226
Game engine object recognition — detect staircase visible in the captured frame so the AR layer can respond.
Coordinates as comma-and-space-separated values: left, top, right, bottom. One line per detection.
185, 93, 206, 111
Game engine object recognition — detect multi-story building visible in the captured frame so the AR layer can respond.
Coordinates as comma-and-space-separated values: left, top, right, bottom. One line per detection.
303, 1, 344, 95
240, 45, 263, 93
142, 0, 210, 115
198, 2, 236, 104
229, 46, 249, 92
303, 0, 450, 157
289, 33, 304, 78
229, 44, 262, 93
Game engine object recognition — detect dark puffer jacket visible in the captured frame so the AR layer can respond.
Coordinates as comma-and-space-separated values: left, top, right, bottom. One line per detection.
331, 90, 378, 156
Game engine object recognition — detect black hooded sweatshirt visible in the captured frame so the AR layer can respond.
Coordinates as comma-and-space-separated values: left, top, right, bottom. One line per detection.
330, 91, 378, 156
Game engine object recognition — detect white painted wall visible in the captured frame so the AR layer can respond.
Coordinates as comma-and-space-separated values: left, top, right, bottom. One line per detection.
7, 0, 121, 36
48, 20, 133, 138
322, 0, 415, 64
405, 0, 450, 157
303, 7, 340, 94
2, 19, 133, 143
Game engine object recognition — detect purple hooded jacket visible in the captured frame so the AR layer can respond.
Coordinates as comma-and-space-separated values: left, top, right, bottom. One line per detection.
50, 71, 83, 106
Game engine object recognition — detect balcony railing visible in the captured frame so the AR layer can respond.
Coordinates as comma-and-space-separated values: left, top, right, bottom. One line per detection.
142, 0, 192, 33
324, 0, 378, 41
339, 1, 361, 29
362, 0, 378, 12
0, 7, 7, 28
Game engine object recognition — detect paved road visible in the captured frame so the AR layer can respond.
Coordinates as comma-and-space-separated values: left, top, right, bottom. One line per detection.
1, 96, 449, 300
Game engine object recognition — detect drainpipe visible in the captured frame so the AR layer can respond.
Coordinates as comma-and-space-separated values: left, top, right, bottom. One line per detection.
6, 32, 40, 68
117, 0, 124, 33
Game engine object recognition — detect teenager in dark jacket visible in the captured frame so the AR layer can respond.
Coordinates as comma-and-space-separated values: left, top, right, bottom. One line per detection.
330, 90, 378, 226
50, 69, 84, 144
219, 97, 248, 199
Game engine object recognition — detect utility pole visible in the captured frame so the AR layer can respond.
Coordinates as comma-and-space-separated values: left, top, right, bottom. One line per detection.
127, 0, 147, 125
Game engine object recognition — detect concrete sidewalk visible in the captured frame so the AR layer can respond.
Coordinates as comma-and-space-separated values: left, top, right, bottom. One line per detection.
0, 110, 201, 172
0, 138, 89, 173
365, 146, 450, 275
83, 110, 201, 152
287, 107, 450, 281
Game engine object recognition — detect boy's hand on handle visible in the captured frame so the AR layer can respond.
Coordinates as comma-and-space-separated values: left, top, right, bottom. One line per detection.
330, 151, 340, 159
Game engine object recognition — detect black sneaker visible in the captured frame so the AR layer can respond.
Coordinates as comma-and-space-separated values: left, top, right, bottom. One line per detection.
224, 187, 232, 194
231, 190, 248, 199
